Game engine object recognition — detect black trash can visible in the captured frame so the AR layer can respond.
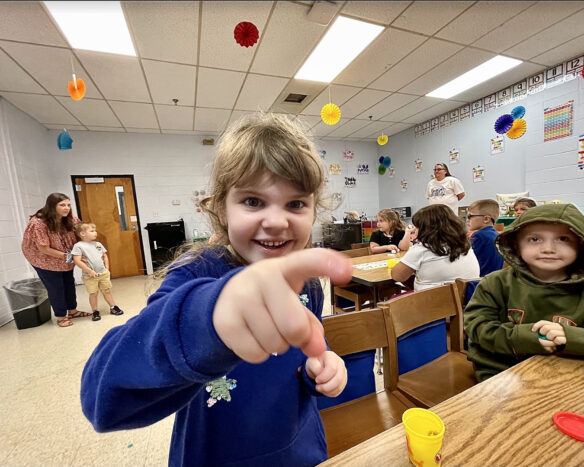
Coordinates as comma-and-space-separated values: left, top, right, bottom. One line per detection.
3, 278, 51, 330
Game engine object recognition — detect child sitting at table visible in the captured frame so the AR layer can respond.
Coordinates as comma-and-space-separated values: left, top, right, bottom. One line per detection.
512, 197, 537, 217
466, 199, 504, 276
464, 203, 584, 382
369, 209, 414, 254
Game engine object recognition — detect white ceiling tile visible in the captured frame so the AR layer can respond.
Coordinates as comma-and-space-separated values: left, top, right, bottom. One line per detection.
340, 1, 410, 25
436, 2, 535, 45
124, 1, 199, 64
384, 122, 412, 136
400, 48, 495, 96
0, 2, 67, 46
56, 97, 120, 127
156, 104, 194, 130
383, 96, 440, 122
311, 120, 345, 137
340, 89, 391, 119
161, 129, 201, 135
357, 93, 418, 120
371, 39, 464, 92
76, 51, 150, 102
44, 124, 87, 131
1, 92, 78, 124
227, 110, 252, 127
251, 2, 324, 77
530, 35, 584, 68
142, 59, 196, 106
126, 127, 161, 134
403, 100, 461, 124
392, 1, 474, 35
109, 101, 159, 128
199, 1, 273, 71
349, 120, 388, 138
0, 48, 46, 93
300, 84, 360, 116
85, 126, 126, 132
472, 2, 584, 53
197, 68, 245, 109
503, 9, 584, 61
235, 74, 288, 111
296, 114, 322, 129
194, 108, 231, 132
326, 119, 371, 138
0, 41, 101, 98
334, 28, 427, 87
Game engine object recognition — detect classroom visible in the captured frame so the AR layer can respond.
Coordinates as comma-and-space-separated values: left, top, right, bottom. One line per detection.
1, 2, 583, 466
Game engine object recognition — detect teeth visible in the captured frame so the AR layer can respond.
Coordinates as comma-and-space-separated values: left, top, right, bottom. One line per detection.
259, 240, 286, 247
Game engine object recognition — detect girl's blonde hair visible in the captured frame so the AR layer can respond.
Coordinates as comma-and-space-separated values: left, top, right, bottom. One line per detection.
200, 112, 326, 246
377, 209, 405, 233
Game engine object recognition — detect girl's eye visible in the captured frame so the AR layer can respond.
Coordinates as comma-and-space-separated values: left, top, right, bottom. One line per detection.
527, 236, 539, 242
558, 236, 572, 242
243, 198, 262, 208
288, 200, 306, 209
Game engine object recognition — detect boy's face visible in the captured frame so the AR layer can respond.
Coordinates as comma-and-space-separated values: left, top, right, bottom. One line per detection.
466, 210, 492, 231
514, 203, 529, 217
80, 226, 98, 241
224, 172, 315, 265
517, 222, 579, 282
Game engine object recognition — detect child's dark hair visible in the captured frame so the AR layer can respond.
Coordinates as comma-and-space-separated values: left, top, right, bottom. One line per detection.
412, 204, 471, 262
32, 193, 74, 233
513, 197, 536, 209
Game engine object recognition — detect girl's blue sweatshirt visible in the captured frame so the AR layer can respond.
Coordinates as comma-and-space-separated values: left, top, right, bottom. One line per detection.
81, 247, 328, 467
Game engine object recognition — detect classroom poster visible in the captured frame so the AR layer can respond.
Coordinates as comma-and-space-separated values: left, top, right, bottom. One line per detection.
439, 113, 450, 128
414, 158, 423, 172
565, 55, 584, 81
544, 100, 574, 142
483, 94, 497, 112
471, 99, 483, 117
400, 179, 408, 191
329, 163, 342, 175
460, 104, 471, 121
449, 108, 459, 124
491, 135, 504, 154
545, 63, 564, 88
343, 150, 354, 161
528, 72, 545, 94
357, 164, 369, 175
388, 167, 395, 178
449, 148, 460, 164
473, 165, 485, 183
430, 117, 439, 132
578, 134, 584, 171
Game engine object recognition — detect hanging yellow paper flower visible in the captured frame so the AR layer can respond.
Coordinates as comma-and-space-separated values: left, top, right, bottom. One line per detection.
506, 118, 527, 139
321, 103, 341, 125
377, 134, 388, 145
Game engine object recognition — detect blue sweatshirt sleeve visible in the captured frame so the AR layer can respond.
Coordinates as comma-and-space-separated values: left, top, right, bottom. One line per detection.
81, 263, 245, 432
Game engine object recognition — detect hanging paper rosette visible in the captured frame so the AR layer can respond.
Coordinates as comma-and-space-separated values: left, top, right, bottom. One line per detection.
378, 165, 386, 175
234, 22, 259, 47
377, 134, 388, 145
57, 130, 73, 150
494, 114, 514, 134
506, 118, 527, 139
510, 106, 525, 119
68, 77, 86, 101
321, 103, 341, 125
382, 156, 391, 168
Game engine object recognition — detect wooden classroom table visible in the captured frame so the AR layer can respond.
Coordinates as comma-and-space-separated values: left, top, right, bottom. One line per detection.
319, 355, 584, 467
350, 251, 406, 306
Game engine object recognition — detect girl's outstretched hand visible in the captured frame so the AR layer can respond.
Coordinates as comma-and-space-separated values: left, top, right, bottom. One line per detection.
306, 350, 347, 397
213, 248, 353, 363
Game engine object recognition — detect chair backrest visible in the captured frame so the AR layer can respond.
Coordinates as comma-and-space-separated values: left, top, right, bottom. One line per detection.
455, 278, 480, 307
380, 283, 465, 389
340, 246, 370, 258
351, 242, 369, 249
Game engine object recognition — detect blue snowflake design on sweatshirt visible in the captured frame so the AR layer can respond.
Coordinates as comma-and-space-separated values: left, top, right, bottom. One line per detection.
206, 294, 310, 407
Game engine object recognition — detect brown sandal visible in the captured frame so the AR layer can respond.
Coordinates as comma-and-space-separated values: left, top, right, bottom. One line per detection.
68, 310, 92, 318
57, 317, 73, 327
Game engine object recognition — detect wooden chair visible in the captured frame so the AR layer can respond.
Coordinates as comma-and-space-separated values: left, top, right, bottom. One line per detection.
381, 283, 477, 408
332, 247, 373, 313
351, 242, 369, 249
319, 308, 413, 457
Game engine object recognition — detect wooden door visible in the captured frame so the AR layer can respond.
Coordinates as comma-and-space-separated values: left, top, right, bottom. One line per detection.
73, 176, 145, 278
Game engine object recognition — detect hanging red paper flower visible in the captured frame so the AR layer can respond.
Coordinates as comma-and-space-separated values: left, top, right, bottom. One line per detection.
234, 22, 259, 48
68, 77, 86, 101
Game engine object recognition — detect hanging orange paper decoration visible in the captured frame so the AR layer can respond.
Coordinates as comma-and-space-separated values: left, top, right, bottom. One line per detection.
506, 118, 527, 139
234, 22, 259, 47
377, 134, 388, 145
321, 103, 341, 125
68, 77, 86, 101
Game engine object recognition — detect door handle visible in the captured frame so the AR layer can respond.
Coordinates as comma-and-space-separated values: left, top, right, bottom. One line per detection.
131, 224, 138, 231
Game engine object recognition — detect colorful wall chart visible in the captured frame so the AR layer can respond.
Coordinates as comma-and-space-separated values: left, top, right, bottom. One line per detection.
544, 100, 574, 142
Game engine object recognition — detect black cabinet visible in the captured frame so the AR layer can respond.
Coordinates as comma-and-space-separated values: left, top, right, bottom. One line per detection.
145, 220, 186, 270
322, 223, 362, 251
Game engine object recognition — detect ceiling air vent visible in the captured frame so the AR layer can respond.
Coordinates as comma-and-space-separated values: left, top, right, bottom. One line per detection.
284, 93, 307, 104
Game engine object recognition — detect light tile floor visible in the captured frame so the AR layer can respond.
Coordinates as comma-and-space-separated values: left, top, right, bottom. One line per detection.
0, 275, 381, 467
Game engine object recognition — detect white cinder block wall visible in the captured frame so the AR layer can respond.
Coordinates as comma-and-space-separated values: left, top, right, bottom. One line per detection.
379, 76, 584, 214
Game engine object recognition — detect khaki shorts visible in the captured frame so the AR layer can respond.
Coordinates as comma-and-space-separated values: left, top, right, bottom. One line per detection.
82, 270, 112, 294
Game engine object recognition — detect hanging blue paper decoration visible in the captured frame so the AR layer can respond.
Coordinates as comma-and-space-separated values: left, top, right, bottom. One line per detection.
378, 156, 384, 164
383, 156, 391, 168
510, 106, 525, 119
57, 130, 73, 150
494, 114, 514, 134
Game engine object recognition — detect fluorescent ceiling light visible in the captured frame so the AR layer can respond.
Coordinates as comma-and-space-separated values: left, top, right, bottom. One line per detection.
426, 55, 522, 99
295, 16, 384, 83
44, 1, 136, 56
